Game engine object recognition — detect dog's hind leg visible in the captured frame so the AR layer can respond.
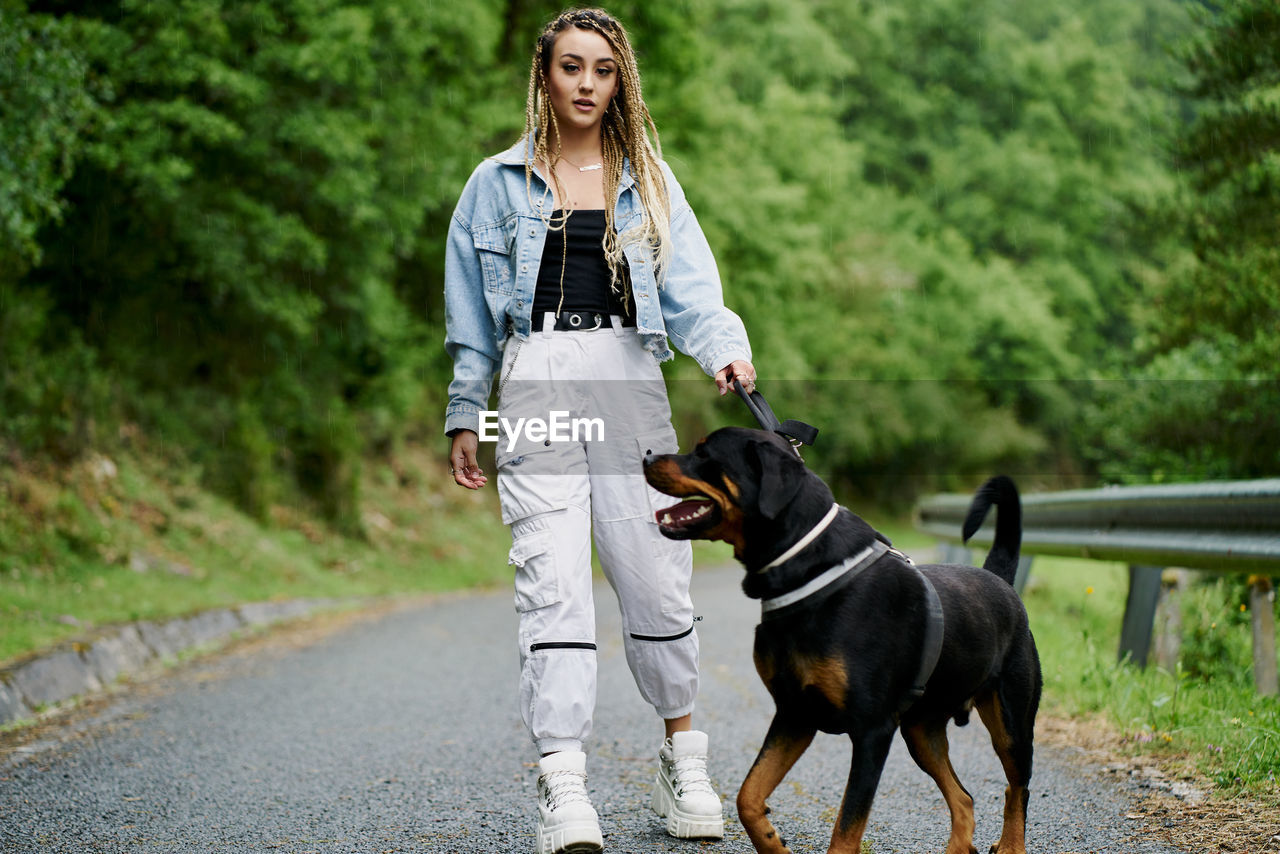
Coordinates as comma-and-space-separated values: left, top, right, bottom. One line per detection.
738, 716, 815, 854
827, 719, 896, 854
976, 680, 1036, 854
902, 720, 978, 854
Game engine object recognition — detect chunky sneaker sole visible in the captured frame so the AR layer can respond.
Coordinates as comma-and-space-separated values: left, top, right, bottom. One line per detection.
535, 751, 604, 854
535, 822, 603, 854
651, 776, 726, 839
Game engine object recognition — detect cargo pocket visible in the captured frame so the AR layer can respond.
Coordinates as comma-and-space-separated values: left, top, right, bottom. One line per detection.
634, 426, 694, 617
496, 446, 577, 524
635, 425, 681, 518
508, 529, 560, 612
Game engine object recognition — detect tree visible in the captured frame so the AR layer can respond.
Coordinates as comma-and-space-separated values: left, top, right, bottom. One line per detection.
1086, 0, 1280, 481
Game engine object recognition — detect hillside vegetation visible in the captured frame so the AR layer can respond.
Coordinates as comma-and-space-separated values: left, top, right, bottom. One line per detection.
7, 0, 1276, 522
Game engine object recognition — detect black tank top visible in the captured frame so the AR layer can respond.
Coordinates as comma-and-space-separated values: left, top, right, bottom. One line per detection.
533, 209, 633, 317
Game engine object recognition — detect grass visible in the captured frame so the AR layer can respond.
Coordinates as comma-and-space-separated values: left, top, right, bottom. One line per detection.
1020, 553, 1280, 798
0, 444, 512, 664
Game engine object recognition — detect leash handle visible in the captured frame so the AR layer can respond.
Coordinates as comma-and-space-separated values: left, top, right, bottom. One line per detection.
733, 378, 781, 433
732, 379, 819, 457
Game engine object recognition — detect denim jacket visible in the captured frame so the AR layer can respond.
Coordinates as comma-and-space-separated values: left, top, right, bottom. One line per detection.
443, 137, 752, 436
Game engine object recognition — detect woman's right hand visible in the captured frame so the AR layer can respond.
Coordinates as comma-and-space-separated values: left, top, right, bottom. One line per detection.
449, 430, 488, 489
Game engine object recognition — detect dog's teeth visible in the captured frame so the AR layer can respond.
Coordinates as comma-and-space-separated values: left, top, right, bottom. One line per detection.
661, 513, 672, 525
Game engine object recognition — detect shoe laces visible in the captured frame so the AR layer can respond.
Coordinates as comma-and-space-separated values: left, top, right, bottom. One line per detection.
540, 769, 592, 810
668, 753, 715, 798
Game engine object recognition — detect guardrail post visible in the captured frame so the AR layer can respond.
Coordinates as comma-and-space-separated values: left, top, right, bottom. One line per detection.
937, 542, 971, 566
1153, 570, 1188, 673
1013, 555, 1033, 596
1249, 575, 1278, 696
934, 542, 1033, 597
1118, 565, 1164, 667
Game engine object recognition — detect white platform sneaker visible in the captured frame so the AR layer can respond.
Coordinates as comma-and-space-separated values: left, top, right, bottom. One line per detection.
652, 730, 725, 839
535, 751, 604, 854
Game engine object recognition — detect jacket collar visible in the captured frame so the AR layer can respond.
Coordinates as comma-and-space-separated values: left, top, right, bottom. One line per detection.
490, 136, 635, 192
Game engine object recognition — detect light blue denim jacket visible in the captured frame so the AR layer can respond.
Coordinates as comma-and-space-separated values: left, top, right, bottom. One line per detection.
443, 137, 752, 436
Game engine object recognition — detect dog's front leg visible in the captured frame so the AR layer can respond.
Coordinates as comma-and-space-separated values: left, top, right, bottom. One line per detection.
737, 715, 815, 854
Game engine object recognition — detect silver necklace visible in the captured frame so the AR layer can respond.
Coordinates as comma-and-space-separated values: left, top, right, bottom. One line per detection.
560, 153, 603, 172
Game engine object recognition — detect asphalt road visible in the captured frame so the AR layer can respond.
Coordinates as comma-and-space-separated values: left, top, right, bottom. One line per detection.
1, 564, 1188, 853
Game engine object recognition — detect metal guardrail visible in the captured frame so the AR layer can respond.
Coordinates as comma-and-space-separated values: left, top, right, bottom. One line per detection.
915, 479, 1280, 695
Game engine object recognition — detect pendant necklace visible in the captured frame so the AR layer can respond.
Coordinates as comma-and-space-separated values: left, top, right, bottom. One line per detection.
560, 153, 603, 172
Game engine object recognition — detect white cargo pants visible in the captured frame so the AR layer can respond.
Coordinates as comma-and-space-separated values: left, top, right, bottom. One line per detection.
494, 317, 698, 755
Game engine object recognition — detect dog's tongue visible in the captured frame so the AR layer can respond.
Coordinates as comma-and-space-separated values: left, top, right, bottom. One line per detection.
656, 498, 715, 529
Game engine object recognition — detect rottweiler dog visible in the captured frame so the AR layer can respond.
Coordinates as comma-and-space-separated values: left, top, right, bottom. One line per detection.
643, 427, 1041, 854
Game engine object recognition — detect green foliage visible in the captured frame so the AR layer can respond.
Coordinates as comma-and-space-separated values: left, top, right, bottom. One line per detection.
1082, 0, 1280, 482
1178, 577, 1255, 684
3, 0, 1243, 519
630, 0, 1190, 495
0, 282, 117, 458
7, 0, 519, 524
0, 8, 94, 276
1171, 0, 1280, 375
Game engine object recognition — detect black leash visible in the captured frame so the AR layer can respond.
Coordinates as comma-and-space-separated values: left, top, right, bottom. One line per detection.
732, 378, 819, 459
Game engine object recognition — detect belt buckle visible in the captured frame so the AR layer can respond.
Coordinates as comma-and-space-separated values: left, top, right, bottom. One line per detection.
565, 311, 602, 331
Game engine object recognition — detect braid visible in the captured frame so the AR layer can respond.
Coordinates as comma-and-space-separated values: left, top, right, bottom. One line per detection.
522, 8, 673, 291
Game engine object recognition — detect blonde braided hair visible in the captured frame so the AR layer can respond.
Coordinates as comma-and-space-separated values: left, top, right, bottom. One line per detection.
523, 8, 672, 293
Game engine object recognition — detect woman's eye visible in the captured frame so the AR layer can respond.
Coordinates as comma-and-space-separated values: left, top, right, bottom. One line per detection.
597, 67, 615, 77
562, 63, 579, 73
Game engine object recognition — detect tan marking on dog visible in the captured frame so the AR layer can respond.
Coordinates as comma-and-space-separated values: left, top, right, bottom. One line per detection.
642, 456, 690, 492
645, 459, 746, 553
796, 654, 848, 711
827, 811, 871, 853
754, 649, 777, 689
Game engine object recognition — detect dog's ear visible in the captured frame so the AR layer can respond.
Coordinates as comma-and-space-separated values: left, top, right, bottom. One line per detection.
753, 439, 805, 519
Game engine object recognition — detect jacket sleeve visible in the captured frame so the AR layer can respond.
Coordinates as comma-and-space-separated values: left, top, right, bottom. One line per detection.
655, 163, 753, 376
443, 183, 501, 436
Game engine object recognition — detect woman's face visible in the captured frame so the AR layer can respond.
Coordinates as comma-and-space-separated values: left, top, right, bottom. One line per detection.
545, 27, 620, 138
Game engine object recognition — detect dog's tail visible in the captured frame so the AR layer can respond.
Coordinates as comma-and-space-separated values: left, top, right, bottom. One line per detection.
961, 475, 1021, 587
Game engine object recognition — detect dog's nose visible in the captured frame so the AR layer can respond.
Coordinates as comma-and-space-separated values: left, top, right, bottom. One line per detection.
642, 450, 656, 468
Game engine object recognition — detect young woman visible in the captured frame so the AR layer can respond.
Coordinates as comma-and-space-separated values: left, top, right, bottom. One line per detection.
443, 8, 755, 852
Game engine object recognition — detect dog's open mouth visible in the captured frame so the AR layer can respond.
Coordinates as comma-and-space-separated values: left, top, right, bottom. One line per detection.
655, 496, 720, 537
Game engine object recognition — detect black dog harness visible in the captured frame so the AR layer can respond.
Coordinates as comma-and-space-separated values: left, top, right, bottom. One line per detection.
758, 507, 945, 715
730, 387, 940, 713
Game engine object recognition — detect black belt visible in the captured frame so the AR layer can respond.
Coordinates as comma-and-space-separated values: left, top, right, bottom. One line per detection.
531, 311, 636, 332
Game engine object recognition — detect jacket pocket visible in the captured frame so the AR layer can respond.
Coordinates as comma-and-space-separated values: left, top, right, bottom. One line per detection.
473, 220, 516, 295
509, 529, 560, 612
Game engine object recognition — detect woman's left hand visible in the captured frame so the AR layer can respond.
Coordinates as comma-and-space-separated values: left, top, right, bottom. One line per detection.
714, 359, 757, 396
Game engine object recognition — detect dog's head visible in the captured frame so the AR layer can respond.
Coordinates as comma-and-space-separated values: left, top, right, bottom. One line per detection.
642, 427, 830, 560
